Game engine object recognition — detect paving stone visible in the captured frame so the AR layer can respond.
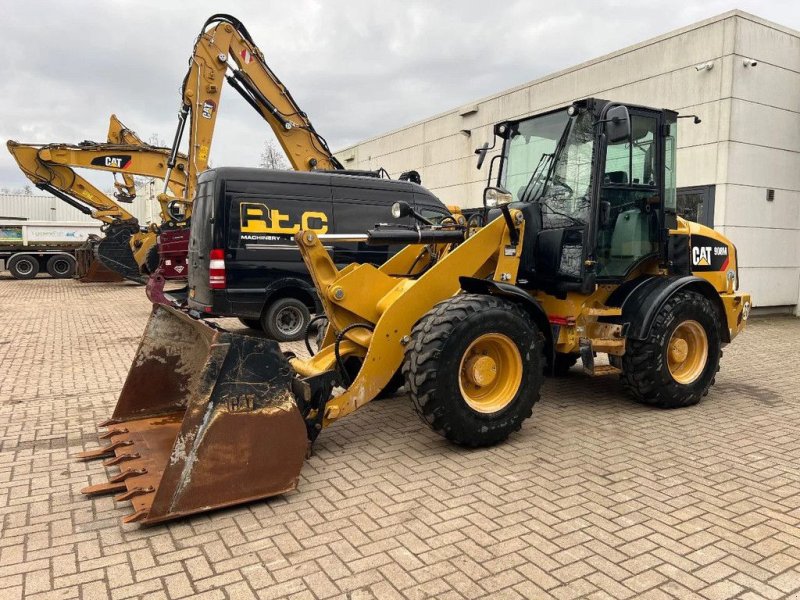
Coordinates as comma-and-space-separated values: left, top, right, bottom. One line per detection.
0, 278, 796, 599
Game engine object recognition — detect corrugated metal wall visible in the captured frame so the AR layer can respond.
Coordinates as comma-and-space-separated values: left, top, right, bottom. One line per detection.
0, 190, 162, 224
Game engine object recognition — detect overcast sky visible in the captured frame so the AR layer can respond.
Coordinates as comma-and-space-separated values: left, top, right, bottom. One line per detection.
2, 0, 799, 191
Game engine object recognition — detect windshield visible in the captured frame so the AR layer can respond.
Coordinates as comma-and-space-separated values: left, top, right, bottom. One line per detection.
501, 109, 570, 204
501, 109, 596, 229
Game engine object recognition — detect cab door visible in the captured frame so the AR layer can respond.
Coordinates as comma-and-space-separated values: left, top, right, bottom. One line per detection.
594, 110, 663, 279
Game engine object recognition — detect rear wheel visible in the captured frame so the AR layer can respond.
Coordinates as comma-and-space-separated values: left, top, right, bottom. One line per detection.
402, 294, 544, 447
8, 254, 39, 279
238, 318, 262, 331
621, 290, 721, 408
46, 254, 76, 278
262, 297, 311, 342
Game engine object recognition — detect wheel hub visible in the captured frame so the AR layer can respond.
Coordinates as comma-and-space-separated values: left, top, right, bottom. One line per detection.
465, 355, 497, 387
458, 333, 522, 414
667, 320, 709, 385
669, 338, 689, 364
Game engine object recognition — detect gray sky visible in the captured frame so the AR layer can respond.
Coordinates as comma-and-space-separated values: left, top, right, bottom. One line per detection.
2, 0, 799, 191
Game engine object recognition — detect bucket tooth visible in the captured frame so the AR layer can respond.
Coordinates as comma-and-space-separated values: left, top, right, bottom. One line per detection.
75, 440, 134, 461
81, 481, 128, 496
115, 486, 155, 502
109, 468, 147, 483
122, 509, 150, 524
103, 452, 140, 467
98, 418, 122, 428
99, 428, 129, 439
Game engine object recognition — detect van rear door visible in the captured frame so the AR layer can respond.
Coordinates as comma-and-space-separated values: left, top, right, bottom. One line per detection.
187, 178, 217, 308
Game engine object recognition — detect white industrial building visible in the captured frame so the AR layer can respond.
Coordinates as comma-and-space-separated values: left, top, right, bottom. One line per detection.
0, 182, 164, 226
336, 10, 800, 313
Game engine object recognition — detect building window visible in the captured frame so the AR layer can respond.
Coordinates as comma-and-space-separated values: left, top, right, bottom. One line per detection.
676, 185, 715, 227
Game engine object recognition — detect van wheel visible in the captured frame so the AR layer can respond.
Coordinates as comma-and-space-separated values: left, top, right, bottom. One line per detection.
8, 255, 40, 279
46, 254, 76, 278
262, 298, 311, 342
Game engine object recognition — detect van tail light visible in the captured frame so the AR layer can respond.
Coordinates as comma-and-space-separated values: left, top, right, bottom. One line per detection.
209, 249, 226, 289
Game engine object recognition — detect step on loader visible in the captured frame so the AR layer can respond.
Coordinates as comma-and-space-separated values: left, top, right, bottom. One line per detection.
79, 98, 751, 525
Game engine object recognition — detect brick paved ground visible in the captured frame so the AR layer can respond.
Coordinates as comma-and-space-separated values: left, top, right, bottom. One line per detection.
1, 276, 799, 600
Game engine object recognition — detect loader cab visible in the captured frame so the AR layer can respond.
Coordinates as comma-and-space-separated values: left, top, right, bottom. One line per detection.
488, 98, 677, 294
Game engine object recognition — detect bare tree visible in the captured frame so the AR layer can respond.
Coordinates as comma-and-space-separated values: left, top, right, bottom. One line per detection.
23, 185, 33, 195
259, 140, 290, 170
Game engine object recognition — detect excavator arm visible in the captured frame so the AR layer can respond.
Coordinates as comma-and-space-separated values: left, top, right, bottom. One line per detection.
164, 13, 341, 194
7, 140, 190, 225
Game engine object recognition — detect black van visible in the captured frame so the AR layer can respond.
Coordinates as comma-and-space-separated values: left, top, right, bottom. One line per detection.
187, 167, 451, 340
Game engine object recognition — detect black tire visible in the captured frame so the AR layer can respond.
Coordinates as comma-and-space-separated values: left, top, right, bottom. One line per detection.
238, 318, 262, 331
621, 290, 721, 408
549, 353, 579, 376
262, 297, 311, 342
8, 254, 39, 279
46, 254, 76, 279
402, 294, 544, 447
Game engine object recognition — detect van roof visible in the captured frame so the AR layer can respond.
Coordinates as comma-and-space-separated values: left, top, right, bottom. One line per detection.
201, 167, 424, 193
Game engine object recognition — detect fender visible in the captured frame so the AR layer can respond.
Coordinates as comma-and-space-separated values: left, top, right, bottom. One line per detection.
459, 276, 554, 361
609, 275, 729, 343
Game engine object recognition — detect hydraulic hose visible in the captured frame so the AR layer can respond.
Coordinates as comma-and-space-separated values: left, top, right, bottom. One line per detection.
304, 314, 329, 357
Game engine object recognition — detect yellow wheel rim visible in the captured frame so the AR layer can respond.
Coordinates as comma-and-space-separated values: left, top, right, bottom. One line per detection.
667, 320, 708, 385
458, 333, 523, 413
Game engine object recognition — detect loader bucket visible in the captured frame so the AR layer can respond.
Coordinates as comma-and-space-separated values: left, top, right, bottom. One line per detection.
78, 305, 308, 525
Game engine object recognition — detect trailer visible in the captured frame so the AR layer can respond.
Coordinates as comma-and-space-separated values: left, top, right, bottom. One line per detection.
0, 219, 101, 279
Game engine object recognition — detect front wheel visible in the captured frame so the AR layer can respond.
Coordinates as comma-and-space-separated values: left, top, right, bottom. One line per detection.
402, 294, 544, 447
621, 290, 721, 408
262, 297, 311, 342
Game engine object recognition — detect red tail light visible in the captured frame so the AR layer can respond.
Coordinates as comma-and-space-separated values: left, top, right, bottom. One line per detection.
209, 249, 226, 289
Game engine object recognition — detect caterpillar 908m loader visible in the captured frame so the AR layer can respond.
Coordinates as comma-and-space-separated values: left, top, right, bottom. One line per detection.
79, 98, 750, 525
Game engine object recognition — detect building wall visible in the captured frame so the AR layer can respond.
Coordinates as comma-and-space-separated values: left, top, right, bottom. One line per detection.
335, 11, 800, 310
0, 184, 163, 226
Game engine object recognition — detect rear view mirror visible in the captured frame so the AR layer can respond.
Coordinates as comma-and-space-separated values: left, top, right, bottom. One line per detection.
606, 105, 630, 143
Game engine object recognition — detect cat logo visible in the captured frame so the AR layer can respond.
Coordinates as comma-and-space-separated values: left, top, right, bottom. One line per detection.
202, 100, 216, 119
693, 246, 712, 266
90, 155, 132, 169
240, 202, 328, 235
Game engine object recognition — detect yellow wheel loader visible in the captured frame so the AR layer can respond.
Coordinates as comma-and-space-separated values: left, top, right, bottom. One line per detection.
79, 98, 750, 525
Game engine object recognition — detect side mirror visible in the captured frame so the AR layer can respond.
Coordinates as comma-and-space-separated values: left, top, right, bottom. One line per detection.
475, 142, 490, 170
391, 201, 413, 219
606, 105, 630, 143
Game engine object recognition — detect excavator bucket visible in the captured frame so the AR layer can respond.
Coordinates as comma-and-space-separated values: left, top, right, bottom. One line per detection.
75, 238, 125, 283
78, 305, 308, 525
96, 223, 145, 283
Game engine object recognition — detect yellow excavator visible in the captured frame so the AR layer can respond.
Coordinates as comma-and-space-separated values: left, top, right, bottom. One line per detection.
7, 127, 190, 281
79, 97, 750, 526
8, 14, 353, 286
